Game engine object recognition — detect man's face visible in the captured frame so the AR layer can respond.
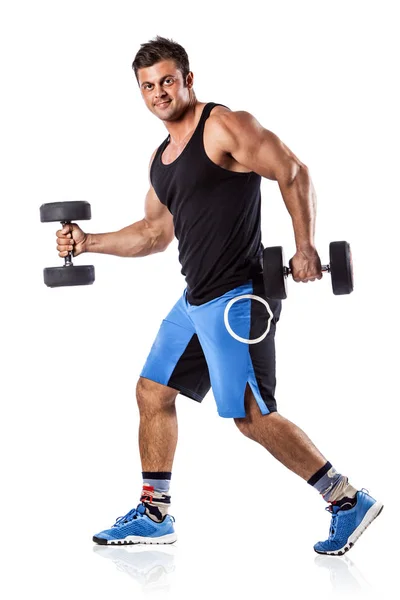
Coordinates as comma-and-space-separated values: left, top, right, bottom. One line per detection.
137, 59, 193, 122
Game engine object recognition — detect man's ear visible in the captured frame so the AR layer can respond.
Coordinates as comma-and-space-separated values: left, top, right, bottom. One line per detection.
186, 71, 194, 88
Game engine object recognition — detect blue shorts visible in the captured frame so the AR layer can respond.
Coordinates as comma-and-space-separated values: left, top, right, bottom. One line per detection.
140, 274, 282, 418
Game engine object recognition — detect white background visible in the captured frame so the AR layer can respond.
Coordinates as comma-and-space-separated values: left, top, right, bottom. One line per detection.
1, 0, 399, 598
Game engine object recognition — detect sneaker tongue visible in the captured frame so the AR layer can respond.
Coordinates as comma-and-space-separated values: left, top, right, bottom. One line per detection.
137, 503, 146, 515
331, 504, 341, 514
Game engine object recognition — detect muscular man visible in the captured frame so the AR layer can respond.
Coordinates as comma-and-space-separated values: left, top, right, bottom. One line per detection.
56, 36, 382, 555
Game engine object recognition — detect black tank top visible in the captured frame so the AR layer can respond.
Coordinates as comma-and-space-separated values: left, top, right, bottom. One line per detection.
150, 102, 263, 305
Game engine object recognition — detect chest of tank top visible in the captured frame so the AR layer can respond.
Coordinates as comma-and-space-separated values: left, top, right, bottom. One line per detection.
150, 103, 257, 217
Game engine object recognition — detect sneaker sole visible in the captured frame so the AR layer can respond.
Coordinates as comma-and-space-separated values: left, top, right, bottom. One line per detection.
315, 501, 384, 556
93, 533, 177, 546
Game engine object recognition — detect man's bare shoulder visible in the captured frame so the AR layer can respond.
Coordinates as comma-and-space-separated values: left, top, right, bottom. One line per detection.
209, 107, 259, 136
208, 107, 261, 150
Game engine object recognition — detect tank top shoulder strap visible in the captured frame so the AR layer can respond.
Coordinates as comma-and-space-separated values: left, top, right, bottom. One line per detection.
192, 102, 229, 148
198, 102, 229, 127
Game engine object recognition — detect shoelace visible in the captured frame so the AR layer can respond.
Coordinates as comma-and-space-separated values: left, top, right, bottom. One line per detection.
112, 504, 176, 527
113, 507, 141, 527
325, 506, 339, 538
324, 488, 369, 538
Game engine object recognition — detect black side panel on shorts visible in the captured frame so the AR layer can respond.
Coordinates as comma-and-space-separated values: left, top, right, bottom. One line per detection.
248, 273, 282, 413
168, 333, 211, 402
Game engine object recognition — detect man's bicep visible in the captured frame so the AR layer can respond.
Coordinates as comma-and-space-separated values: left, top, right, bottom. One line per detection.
144, 186, 175, 249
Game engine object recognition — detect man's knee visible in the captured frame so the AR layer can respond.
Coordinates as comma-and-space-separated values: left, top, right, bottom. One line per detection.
234, 415, 255, 439
136, 377, 178, 415
234, 383, 280, 439
234, 410, 279, 437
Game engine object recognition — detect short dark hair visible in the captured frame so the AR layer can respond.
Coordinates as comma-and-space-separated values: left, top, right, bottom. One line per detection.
132, 36, 190, 85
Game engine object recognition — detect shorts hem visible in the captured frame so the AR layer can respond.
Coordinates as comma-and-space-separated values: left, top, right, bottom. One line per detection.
140, 374, 204, 403
169, 381, 204, 403
218, 412, 246, 418
217, 407, 278, 419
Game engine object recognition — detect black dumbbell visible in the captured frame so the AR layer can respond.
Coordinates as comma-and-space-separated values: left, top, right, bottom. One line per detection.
40, 201, 95, 288
263, 241, 354, 299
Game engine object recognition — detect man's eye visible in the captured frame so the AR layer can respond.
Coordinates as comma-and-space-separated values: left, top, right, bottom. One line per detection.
165, 79, 173, 85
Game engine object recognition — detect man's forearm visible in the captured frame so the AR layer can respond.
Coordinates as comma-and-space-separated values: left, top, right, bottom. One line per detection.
83, 219, 161, 257
278, 165, 316, 250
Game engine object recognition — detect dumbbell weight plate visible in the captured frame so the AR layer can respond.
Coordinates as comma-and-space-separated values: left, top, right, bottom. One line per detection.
329, 241, 354, 295
40, 201, 91, 223
44, 265, 95, 288
263, 246, 288, 299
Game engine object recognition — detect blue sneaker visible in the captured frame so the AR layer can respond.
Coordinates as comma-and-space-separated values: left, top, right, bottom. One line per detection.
314, 489, 383, 556
93, 503, 177, 546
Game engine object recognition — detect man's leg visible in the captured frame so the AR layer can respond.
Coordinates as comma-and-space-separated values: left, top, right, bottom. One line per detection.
136, 377, 179, 521
234, 384, 326, 480
92, 376, 179, 545
234, 384, 383, 555
137, 377, 179, 472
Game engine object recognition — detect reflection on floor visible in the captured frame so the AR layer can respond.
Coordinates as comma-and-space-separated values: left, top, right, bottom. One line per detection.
93, 545, 176, 592
314, 554, 374, 595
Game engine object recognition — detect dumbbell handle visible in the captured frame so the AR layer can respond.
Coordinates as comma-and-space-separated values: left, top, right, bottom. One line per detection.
61, 220, 73, 267
284, 264, 331, 276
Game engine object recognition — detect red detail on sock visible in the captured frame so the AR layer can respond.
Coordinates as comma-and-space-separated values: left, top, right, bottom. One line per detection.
140, 485, 154, 503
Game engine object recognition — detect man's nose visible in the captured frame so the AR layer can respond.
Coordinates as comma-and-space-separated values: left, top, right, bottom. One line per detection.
154, 84, 167, 98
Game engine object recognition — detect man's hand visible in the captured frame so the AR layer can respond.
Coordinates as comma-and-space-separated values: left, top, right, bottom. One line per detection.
56, 223, 88, 258
289, 247, 323, 283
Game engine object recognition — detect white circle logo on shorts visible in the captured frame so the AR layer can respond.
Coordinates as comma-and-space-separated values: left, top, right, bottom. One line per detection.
223, 294, 273, 345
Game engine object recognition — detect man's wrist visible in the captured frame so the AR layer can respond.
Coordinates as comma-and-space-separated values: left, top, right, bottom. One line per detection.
296, 242, 316, 253
82, 233, 93, 253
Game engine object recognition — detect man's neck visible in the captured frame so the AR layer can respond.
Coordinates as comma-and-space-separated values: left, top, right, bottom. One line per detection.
164, 97, 204, 144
